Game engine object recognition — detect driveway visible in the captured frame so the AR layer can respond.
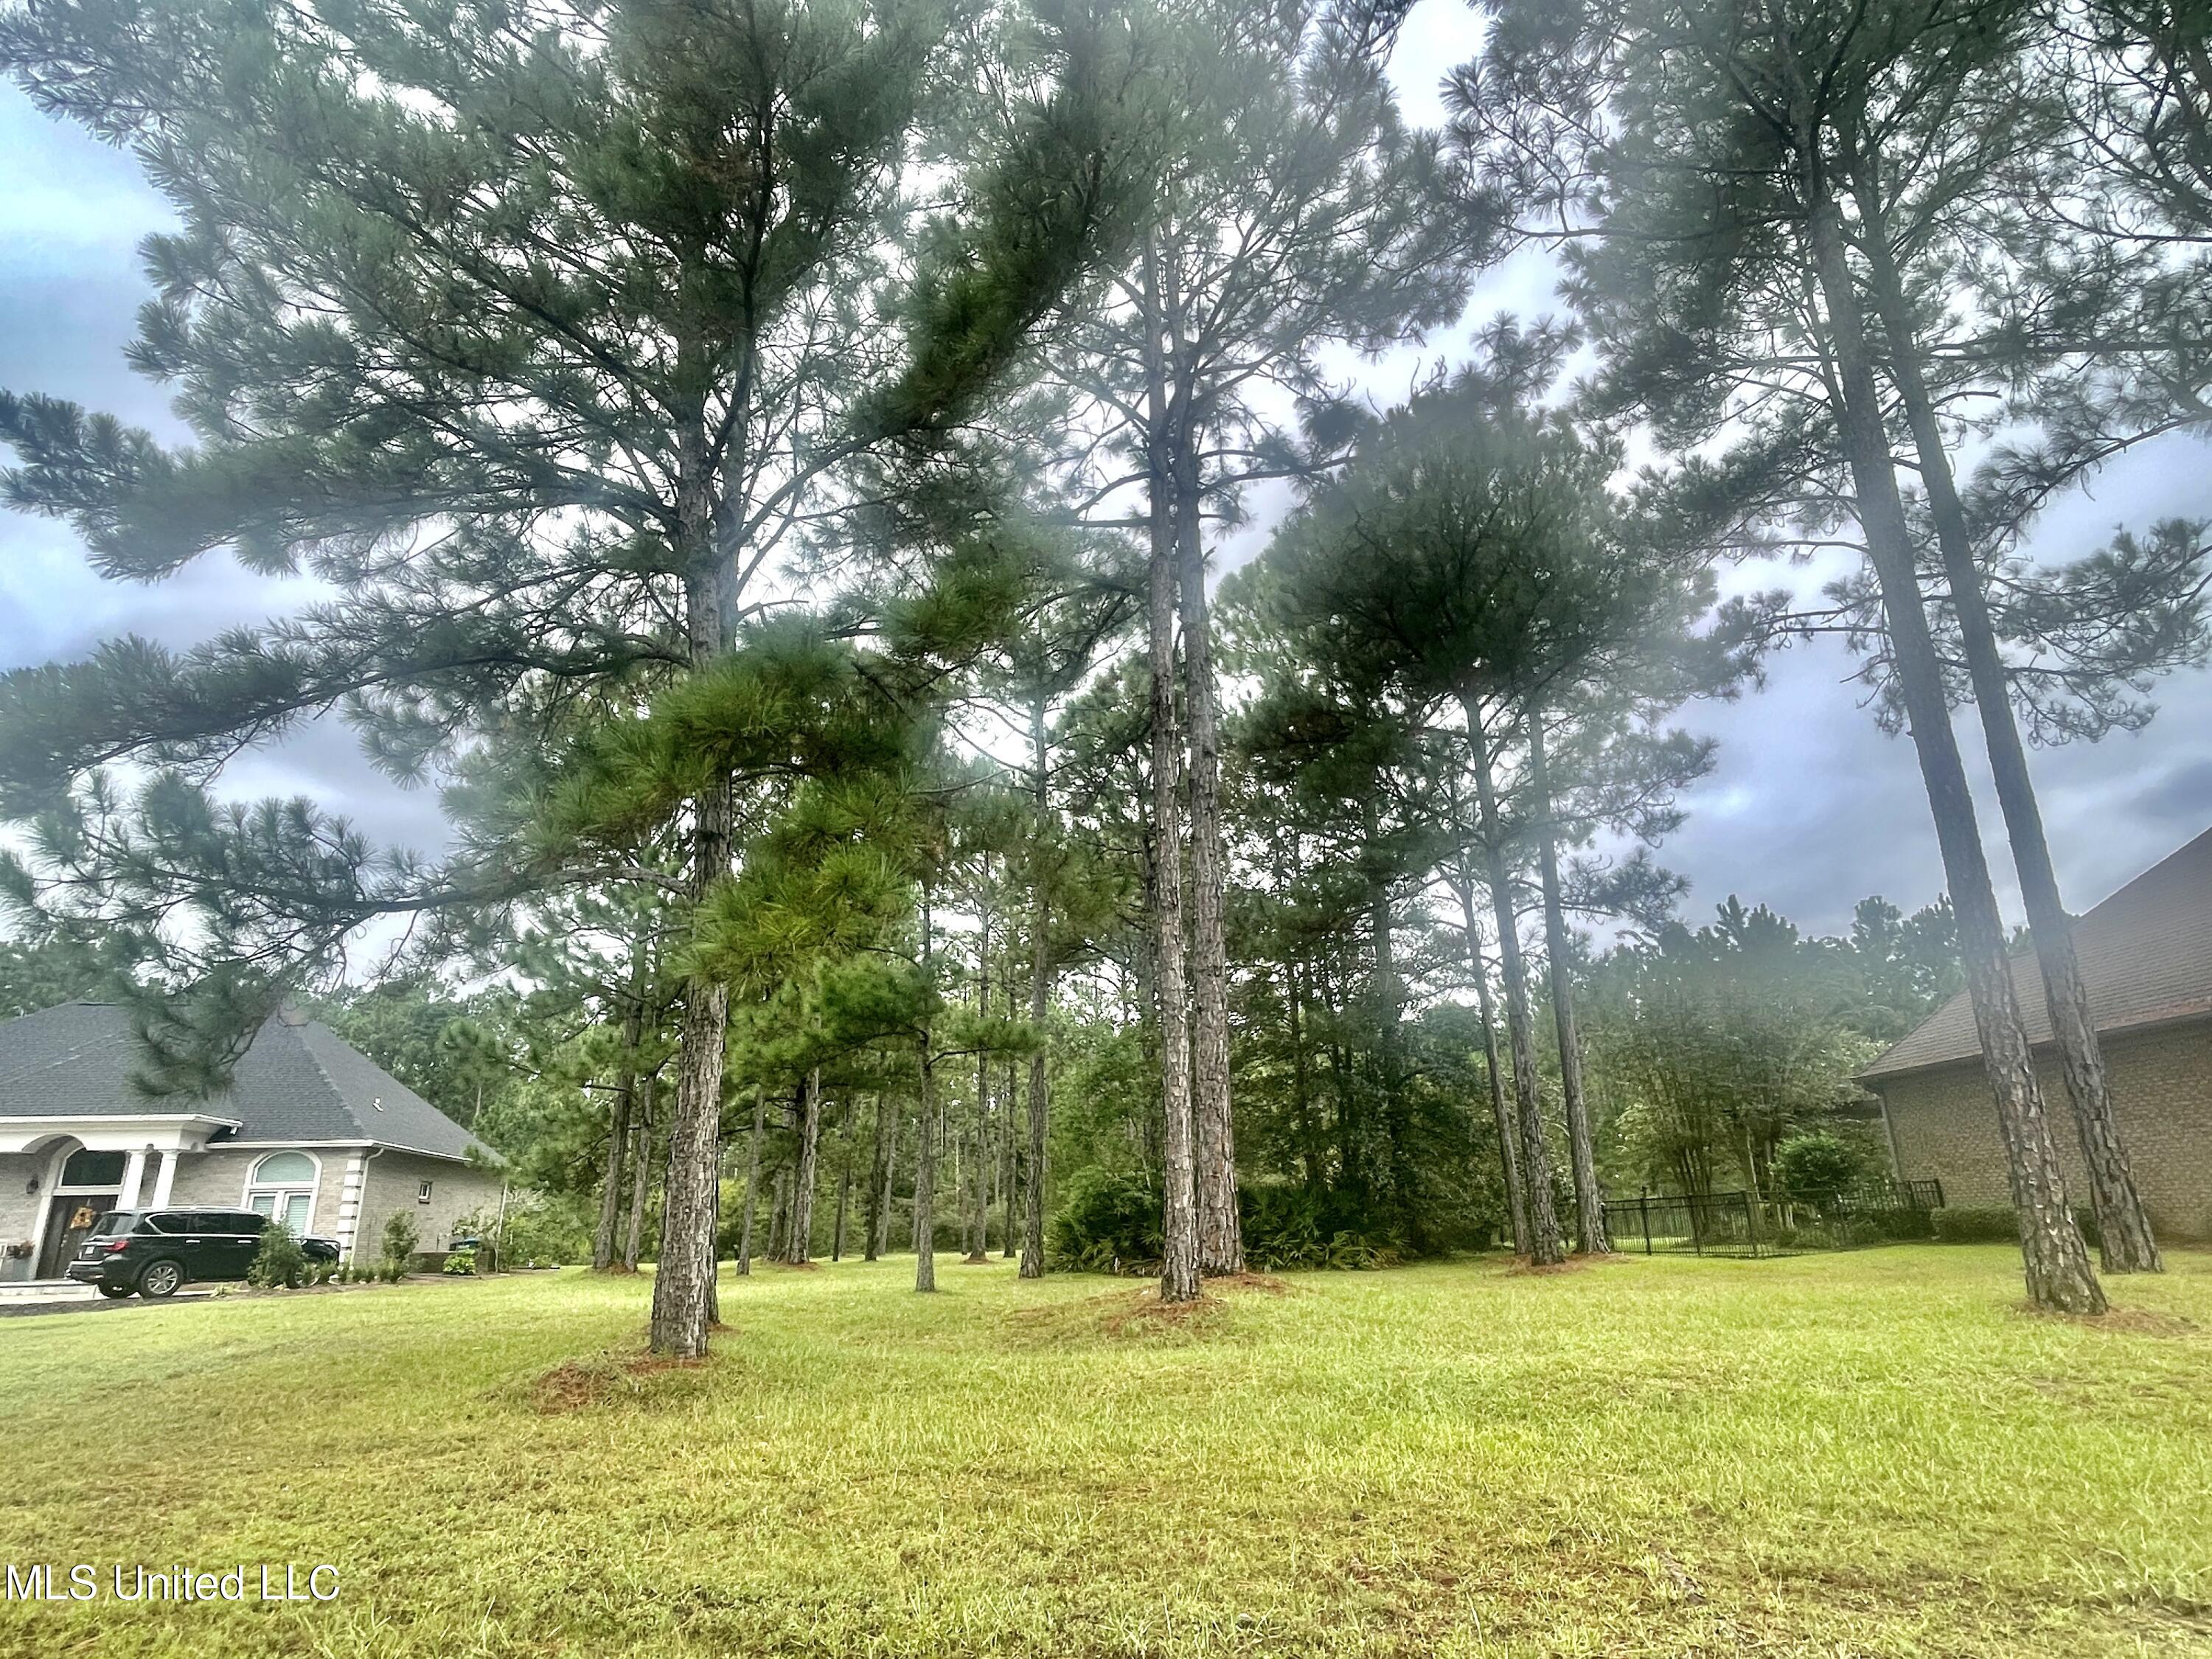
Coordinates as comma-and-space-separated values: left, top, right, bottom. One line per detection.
0, 1282, 216, 1318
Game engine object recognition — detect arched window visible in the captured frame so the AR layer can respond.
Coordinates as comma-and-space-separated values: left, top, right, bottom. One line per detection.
246, 1151, 320, 1234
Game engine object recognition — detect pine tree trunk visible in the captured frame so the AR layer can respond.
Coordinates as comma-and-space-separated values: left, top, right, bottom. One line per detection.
1462, 692, 1565, 1265
867, 1091, 894, 1262
914, 888, 939, 1292
1808, 195, 2104, 1314
1286, 953, 1325, 1192
1175, 442, 1242, 1278
774, 1168, 792, 1274
1850, 173, 2160, 1274
787, 1071, 820, 1264
832, 1095, 854, 1263
624, 1081, 653, 1273
705, 1132, 722, 1328
1453, 866, 1527, 1254
913, 1046, 939, 1290
592, 1042, 634, 1272
969, 917, 992, 1262
1022, 695, 1053, 1279
1001, 1036, 1020, 1259
653, 480, 739, 1357
1528, 712, 1609, 1254
1147, 251, 1201, 1306
737, 1085, 765, 1275
964, 1099, 987, 1262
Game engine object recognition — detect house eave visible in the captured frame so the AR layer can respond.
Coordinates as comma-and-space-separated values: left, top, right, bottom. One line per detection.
1859, 1001, 2212, 1087
0, 1113, 244, 1155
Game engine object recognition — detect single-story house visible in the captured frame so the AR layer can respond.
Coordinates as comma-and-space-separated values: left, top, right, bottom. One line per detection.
0, 1001, 504, 1281
1861, 824, 2212, 1242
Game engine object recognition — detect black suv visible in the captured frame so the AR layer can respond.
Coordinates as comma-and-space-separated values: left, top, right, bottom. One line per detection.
63, 1209, 341, 1299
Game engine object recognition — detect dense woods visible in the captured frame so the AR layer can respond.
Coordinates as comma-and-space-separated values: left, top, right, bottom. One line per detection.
2, 0, 2208, 1348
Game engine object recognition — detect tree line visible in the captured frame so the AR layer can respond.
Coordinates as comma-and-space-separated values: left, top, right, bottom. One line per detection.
0, 0, 2206, 1350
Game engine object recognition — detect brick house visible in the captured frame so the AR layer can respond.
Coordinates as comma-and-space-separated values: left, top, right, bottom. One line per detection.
0, 1002, 504, 1281
1861, 825, 2212, 1242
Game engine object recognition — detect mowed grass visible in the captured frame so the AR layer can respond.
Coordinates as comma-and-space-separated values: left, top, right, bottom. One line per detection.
3, 1249, 2211, 1658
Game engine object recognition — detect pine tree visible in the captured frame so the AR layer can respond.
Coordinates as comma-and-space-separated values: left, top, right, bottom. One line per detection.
1046, 0, 1483, 1287
1455, 0, 2109, 1310
1253, 343, 1745, 1262
1, 0, 1143, 1356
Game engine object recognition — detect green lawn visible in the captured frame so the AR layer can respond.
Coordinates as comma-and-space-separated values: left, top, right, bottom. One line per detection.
3, 1248, 2210, 1658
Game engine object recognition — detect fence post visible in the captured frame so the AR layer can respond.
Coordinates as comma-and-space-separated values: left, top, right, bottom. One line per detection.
1742, 1189, 1763, 1258
1641, 1191, 1652, 1256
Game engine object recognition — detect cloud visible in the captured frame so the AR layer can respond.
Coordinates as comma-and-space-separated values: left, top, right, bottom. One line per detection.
2, 68, 2209, 956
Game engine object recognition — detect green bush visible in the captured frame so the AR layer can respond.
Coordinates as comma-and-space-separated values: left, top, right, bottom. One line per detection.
1773, 1133, 1865, 1211
1931, 1207, 2018, 1242
442, 1247, 477, 1276
1046, 1173, 1405, 1276
476, 1190, 591, 1267
1241, 1186, 1392, 1271
380, 1211, 420, 1277
1928, 1206, 2103, 1246
1046, 1168, 1163, 1273
246, 1225, 308, 1289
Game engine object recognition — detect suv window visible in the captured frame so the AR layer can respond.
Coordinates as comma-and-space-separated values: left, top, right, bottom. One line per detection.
215, 1211, 266, 1234
143, 1212, 192, 1234
88, 1211, 142, 1238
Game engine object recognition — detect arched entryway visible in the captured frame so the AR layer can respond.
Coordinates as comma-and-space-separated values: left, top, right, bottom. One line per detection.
35, 1142, 126, 1278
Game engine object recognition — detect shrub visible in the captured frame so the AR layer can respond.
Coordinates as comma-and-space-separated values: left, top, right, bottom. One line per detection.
442, 1247, 477, 1276
476, 1190, 591, 1267
1241, 1186, 1392, 1271
246, 1225, 308, 1289
1773, 1133, 1865, 1212
1046, 1168, 1163, 1273
1047, 1172, 1408, 1275
1928, 1206, 2103, 1245
1931, 1207, 2018, 1242
380, 1211, 420, 1276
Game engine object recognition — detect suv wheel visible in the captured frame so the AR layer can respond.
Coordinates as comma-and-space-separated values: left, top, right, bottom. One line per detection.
96, 1284, 134, 1300
138, 1259, 186, 1299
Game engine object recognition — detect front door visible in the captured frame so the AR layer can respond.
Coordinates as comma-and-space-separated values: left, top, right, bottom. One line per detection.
38, 1194, 116, 1278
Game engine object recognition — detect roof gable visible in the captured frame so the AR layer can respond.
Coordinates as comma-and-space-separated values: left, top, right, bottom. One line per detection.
1863, 825, 2212, 1080
0, 1002, 494, 1163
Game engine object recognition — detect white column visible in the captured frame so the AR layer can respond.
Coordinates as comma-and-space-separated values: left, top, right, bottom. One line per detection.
149, 1149, 178, 1208
335, 1152, 366, 1262
118, 1148, 147, 1208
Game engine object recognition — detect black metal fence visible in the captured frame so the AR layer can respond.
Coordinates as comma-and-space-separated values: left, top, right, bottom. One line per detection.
1601, 1178, 1946, 1259
1602, 1190, 1773, 1257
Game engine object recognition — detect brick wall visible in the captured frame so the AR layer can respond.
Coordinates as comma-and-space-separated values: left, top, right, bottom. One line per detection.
358, 1150, 504, 1263
166, 1148, 352, 1238
1875, 1014, 2212, 1240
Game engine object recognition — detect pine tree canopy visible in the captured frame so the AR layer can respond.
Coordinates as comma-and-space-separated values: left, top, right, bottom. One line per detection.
0, 0, 1142, 1059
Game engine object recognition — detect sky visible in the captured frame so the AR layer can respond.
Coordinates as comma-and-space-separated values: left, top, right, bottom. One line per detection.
2, 9, 2210, 949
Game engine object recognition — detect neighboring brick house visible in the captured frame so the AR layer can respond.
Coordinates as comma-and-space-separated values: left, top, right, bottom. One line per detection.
0, 1002, 504, 1281
1861, 825, 2212, 1242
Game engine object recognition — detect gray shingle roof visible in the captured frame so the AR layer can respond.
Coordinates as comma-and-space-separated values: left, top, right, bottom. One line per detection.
1862, 824, 2212, 1081
0, 1002, 495, 1164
